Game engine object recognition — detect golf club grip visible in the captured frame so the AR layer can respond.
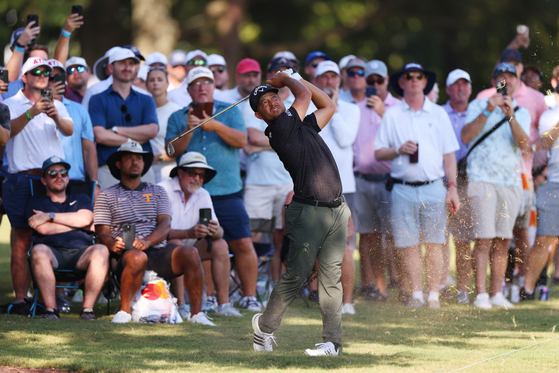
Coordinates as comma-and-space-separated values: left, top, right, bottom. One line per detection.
169, 96, 249, 145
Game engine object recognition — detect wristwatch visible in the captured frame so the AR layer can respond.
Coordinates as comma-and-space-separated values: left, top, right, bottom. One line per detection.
49, 212, 55, 221
112, 126, 119, 134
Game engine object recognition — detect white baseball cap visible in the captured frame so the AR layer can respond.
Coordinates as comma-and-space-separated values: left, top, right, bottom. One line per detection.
137, 65, 149, 81
186, 50, 208, 63
168, 49, 188, 67
65, 56, 89, 70
145, 52, 168, 67
187, 67, 214, 85
22, 57, 52, 75
339, 55, 357, 70
446, 69, 471, 87
207, 54, 226, 67
46, 59, 65, 72
109, 48, 140, 64
93, 46, 121, 80
315, 60, 340, 78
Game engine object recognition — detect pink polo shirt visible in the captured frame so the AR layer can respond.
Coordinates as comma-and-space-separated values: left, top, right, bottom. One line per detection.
477, 81, 548, 178
353, 92, 401, 175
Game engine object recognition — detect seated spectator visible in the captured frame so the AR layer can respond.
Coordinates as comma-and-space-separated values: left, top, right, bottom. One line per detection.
94, 140, 213, 325
27, 156, 109, 320
158, 152, 242, 317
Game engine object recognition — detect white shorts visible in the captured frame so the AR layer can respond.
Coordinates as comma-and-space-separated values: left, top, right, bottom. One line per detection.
243, 183, 293, 230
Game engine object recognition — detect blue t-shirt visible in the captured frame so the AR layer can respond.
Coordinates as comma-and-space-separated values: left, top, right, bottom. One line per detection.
165, 100, 246, 196
88, 86, 158, 166
60, 97, 95, 180
26, 194, 95, 249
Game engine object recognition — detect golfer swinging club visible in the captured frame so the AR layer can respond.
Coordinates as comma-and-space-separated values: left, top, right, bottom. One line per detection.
250, 69, 350, 356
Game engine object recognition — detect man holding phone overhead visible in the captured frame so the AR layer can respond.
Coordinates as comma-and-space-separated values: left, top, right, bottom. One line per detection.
94, 140, 212, 325
2, 57, 73, 316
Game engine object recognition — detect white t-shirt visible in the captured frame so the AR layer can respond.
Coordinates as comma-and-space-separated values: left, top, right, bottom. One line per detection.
219, 86, 250, 113
539, 106, 559, 182
375, 98, 459, 182
157, 177, 218, 247
4, 90, 73, 173
319, 99, 360, 193
150, 101, 182, 156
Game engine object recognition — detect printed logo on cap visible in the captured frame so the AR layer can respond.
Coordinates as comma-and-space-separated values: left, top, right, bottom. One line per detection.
51, 156, 61, 163
405, 63, 422, 70
254, 85, 268, 95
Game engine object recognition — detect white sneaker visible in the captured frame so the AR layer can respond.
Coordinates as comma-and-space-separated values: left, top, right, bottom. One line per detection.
252, 313, 277, 352
341, 303, 355, 315
473, 293, 492, 309
304, 342, 339, 356
490, 292, 514, 308
188, 312, 216, 326
215, 303, 243, 317
203, 296, 218, 312
178, 304, 190, 319
112, 310, 132, 323
239, 296, 262, 312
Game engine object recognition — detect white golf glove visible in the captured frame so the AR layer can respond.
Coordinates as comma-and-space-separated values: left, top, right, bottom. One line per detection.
277, 68, 303, 81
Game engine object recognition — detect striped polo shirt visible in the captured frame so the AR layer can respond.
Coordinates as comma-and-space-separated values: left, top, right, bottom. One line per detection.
94, 182, 171, 249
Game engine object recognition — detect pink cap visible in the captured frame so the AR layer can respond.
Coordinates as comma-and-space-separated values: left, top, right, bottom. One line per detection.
237, 58, 261, 75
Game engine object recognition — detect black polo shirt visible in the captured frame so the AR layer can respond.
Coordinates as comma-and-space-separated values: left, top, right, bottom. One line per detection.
26, 194, 95, 249
265, 106, 342, 201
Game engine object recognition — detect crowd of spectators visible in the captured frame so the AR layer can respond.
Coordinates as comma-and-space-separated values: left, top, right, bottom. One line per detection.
1, 12, 559, 322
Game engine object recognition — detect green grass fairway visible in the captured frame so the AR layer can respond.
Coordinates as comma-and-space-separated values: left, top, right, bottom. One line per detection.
1, 239, 558, 372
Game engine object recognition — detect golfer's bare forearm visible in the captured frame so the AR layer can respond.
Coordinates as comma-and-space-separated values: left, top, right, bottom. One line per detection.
282, 78, 311, 120
300, 81, 336, 128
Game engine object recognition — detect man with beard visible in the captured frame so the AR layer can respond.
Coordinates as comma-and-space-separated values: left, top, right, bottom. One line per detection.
89, 48, 158, 190
94, 140, 212, 325
27, 156, 109, 320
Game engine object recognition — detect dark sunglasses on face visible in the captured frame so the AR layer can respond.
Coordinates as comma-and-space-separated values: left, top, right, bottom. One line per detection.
366, 76, 385, 85
120, 104, 133, 122
187, 60, 207, 66
66, 66, 86, 75
347, 70, 365, 78
404, 72, 425, 80
46, 169, 69, 178
28, 69, 50, 77
311, 61, 320, 68
210, 66, 225, 74
184, 169, 205, 179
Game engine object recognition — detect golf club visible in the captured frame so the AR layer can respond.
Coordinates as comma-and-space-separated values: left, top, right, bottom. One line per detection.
166, 95, 249, 156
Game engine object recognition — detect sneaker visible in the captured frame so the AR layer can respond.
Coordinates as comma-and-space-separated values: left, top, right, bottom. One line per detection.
238, 296, 262, 312
519, 287, 536, 301
42, 308, 60, 320
56, 294, 71, 313
204, 296, 218, 313
360, 285, 380, 301
112, 310, 132, 323
304, 342, 339, 356
406, 298, 425, 308
252, 313, 277, 352
490, 292, 514, 308
427, 299, 440, 309
398, 291, 410, 304
341, 303, 355, 315
215, 303, 243, 317
5, 299, 31, 317
308, 290, 319, 303
188, 312, 216, 326
80, 308, 96, 321
178, 304, 190, 319
456, 290, 470, 304
473, 293, 492, 309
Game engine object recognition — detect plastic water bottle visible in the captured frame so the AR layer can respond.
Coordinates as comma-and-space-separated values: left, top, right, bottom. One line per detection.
539, 286, 549, 301
510, 285, 520, 303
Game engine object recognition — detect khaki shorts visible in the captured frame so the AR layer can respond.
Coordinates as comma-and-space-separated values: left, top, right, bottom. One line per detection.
243, 183, 293, 230
467, 181, 522, 240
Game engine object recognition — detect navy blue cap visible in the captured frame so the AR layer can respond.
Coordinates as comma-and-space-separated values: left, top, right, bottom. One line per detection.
267, 57, 292, 73
122, 45, 145, 61
500, 49, 522, 64
305, 51, 332, 66
250, 85, 279, 112
389, 62, 437, 97
493, 62, 517, 79
41, 156, 71, 175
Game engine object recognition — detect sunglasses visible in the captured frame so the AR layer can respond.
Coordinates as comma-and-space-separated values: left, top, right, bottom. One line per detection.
120, 104, 133, 122
28, 69, 50, 77
347, 70, 365, 78
66, 66, 86, 75
210, 66, 225, 74
366, 76, 385, 85
184, 169, 206, 179
311, 61, 320, 68
404, 72, 425, 80
190, 80, 213, 88
46, 169, 69, 178
187, 60, 207, 66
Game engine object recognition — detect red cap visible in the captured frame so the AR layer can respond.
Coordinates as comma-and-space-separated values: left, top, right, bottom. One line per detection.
237, 58, 261, 75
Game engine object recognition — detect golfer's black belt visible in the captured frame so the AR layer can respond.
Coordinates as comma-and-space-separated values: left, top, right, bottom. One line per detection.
292, 195, 345, 207
391, 178, 439, 187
